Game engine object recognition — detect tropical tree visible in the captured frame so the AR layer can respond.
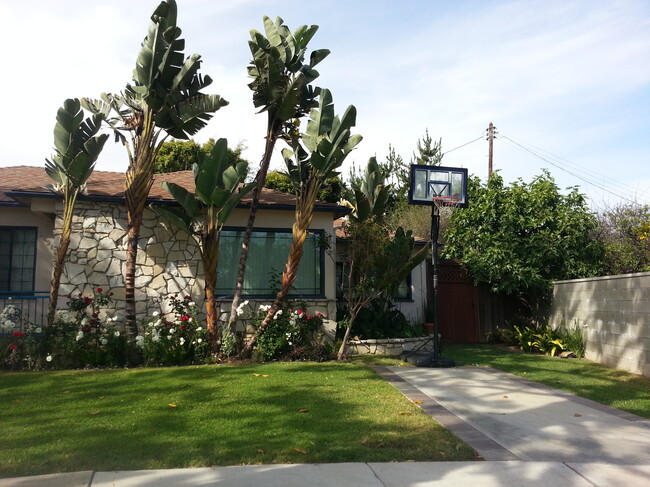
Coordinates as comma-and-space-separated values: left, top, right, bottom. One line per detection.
44, 98, 109, 327
152, 139, 255, 346
82, 0, 227, 337
443, 171, 604, 308
348, 157, 392, 223
227, 16, 329, 329
240, 89, 362, 356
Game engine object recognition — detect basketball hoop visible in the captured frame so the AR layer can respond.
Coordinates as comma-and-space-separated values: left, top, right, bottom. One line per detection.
432, 195, 461, 208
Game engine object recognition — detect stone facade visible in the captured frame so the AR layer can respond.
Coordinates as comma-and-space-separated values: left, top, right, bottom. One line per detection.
53, 200, 338, 336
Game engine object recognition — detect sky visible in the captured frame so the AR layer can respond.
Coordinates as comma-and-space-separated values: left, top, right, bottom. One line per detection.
1, 0, 649, 210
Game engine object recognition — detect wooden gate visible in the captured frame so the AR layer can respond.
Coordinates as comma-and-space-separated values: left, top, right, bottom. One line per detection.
437, 260, 480, 343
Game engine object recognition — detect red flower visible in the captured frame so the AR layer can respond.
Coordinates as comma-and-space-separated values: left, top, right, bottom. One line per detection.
82, 325, 91, 333
84, 297, 93, 304
179, 325, 185, 331
8, 345, 17, 350
184, 295, 191, 300
108, 292, 114, 296
96, 288, 103, 293
180, 315, 190, 322
12, 332, 25, 337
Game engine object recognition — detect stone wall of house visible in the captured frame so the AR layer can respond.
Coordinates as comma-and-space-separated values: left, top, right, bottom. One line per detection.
54, 200, 338, 335
57, 200, 204, 320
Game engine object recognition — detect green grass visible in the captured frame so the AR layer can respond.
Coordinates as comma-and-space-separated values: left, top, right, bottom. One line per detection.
0, 360, 476, 477
445, 344, 650, 418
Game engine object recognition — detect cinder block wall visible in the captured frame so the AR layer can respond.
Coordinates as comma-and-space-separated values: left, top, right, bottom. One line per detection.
549, 272, 650, 377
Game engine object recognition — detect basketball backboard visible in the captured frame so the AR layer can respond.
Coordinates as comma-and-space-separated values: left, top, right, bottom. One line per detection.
408, 165, 469, 208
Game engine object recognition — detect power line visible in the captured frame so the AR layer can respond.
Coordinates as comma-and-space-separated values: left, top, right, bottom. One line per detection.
442, 135, 484, 156
499, 134, 649, 206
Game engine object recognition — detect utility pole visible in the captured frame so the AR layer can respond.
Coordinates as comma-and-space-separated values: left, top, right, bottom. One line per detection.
487, 122, 495, 178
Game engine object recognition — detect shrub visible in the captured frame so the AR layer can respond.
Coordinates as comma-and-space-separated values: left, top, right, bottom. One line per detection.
559, 323, 586, 358
338, 299, 422, 340
247, 302, 325, 362
139, 295, 209, 366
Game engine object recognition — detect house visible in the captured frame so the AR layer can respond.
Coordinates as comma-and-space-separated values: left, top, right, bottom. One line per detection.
0, 165, 349, 336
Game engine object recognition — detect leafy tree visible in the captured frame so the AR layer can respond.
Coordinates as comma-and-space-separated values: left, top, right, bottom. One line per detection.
348, 157, 392, 223
152, 139, 255, 346
337, 221, 428, 359
228, 16, 329, 329
241, 89, 362, 356
154, 139, 248, 174
45, 99, 109, 326
443, 171, 604, 307
82, 0, 227, 337
264, 170, 343, 203
597, 203, 650, 274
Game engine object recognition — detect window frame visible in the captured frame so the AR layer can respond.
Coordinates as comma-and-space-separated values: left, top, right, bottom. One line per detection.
0, 226, 38, 294
216, 226, 326, 299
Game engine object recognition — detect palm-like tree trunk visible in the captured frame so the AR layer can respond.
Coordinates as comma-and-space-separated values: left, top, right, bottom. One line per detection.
47, 191, 77, 327
124, 115, 157, 339
240, 182, 318, 356
202, 209, 221, 349
227, 126, 279, 329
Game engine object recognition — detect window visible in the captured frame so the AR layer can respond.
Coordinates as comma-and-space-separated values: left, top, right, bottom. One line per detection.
216, 228, 323, 297
336, 261, 412, 301
0, 227, 37, 293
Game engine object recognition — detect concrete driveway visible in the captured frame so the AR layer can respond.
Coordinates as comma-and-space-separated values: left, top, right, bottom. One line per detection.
376, 366, 650, 464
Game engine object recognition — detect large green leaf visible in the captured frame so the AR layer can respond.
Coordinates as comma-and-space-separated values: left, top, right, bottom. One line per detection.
150, 204, 194, 236
161, 181, 199, 218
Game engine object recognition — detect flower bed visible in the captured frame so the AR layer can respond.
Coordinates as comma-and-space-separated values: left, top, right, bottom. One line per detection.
347, 336, 434, 356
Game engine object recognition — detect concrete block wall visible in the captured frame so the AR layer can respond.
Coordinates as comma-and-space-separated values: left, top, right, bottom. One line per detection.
549, 272, 650, 377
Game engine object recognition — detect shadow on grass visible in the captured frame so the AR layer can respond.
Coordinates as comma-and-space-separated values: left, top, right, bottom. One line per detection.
0, 362, 474, 477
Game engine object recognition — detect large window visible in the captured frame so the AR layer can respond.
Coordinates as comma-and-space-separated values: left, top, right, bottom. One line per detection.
216, 228, 324, 297
0, 227, 37, 293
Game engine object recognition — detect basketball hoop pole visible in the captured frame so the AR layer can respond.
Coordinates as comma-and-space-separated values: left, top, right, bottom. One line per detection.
430, 199, 455, 367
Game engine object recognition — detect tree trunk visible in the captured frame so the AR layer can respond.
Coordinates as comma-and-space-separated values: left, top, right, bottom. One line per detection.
202, 225, 220, 352
240, 188, 317, 356
337, 307, 359, 360
227, 128, 278, 329
47, 193, 76, 327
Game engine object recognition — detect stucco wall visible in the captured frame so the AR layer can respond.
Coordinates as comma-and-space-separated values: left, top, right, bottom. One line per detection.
549, 272, 650, 377
0, 204, 55, 293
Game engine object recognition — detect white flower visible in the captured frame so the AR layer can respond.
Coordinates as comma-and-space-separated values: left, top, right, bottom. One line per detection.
195, 327, 202, 332
152, 311, 160, 317
290, 320, 296, 326
81, 318, 89, 326
189, 302, 196, 307
179, 337, 185, 345
35, 327, 42, 333
46, 354, 53, 362
169, 328, 175, 334
259, 304, 271, 312
154, 319, 162, 328
276, 310, 283, 316
152, 335, 161, 343
114, 331, 120, 337
100, 338, 108, 345
167, 335, 173, 340
197, 338, 203, 344
76, 331, 84, 341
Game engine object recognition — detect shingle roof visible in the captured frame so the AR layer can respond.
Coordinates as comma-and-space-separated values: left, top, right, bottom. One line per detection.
0, 165, 349, 215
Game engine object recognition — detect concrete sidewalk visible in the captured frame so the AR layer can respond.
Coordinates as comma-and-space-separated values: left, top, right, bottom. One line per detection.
2, 462, 650, 487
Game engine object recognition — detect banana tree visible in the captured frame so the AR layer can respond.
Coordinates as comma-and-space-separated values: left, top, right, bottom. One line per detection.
227, 16, 329, 329
152, 139, 255, 347
82, 0, 227, 338
240, 89, 362, 356
350, 157, 392, 223
45, 99, 109, 327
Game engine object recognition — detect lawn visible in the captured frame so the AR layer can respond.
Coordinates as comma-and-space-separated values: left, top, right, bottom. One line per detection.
0, 359, 477, 478
444, 343, 650, 419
